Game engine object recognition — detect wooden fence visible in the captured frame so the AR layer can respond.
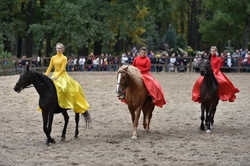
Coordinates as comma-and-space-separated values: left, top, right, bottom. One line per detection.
1, 57, 250, 76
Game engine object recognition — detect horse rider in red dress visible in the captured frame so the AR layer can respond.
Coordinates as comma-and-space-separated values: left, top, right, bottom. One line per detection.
192, 46, 240, 103
132, 47, 166, 107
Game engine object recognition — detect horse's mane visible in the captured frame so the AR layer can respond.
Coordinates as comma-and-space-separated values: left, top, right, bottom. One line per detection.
119, 65, 144, 86
30, 71, 56, 91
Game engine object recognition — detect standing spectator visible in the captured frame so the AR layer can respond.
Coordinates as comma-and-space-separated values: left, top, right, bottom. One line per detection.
149, 51, 156, 72
37, 55, 41, 67
121, 53, 128, 65
183, 52, 190, 72
176, 53, 185, 72
79, 56, 86, 71
128, 52, 134, 65
92, 56, 99, 71
67, 57, 74, 71
113, 56, 120, 71
155, 52, 162, 72
106, 53, 112, 71
169, 52, 177, 72
86, 55, 93, 71
131, 46, 137, 56
232, 50, 240, 71
226, 52, 232, 72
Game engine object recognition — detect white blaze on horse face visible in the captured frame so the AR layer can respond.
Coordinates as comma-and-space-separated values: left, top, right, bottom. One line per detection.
117, 73, 121, 93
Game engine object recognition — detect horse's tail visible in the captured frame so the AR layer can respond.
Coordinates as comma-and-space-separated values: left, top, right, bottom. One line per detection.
82, 110, 92, 129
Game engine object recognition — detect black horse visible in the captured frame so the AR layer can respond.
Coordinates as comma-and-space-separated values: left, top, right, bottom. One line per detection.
199, 55, 219, 133
14, 66, 91, 145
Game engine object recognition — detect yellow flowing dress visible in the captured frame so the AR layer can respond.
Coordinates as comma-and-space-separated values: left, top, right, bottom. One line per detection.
41, 53, 89, 114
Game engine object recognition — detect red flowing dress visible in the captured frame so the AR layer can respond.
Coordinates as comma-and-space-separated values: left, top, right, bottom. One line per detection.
133, 56, 166, 107
192, 54, 240, 102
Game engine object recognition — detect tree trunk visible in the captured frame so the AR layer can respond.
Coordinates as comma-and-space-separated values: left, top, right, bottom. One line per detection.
24, 33, 33, 57
24, 0, 34, 57
78, 46, 89, 57
94, 40, 102, 55
243, 17, 250, 49
180, 7, 185, 34
46, 37, 52, 57
187, 0, 202, 50
3, 35, 11, 52
16, 37, 23, 58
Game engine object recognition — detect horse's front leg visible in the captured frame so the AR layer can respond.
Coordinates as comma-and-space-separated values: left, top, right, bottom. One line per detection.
210, 100, 219, 129
131, 107, 141, 139
205, 105, 211, 133
200, 103, 205, 131
61, 111, 69, 140
46, 112, 56, 145
75, 113, 80, 138
42, 112, 49, 142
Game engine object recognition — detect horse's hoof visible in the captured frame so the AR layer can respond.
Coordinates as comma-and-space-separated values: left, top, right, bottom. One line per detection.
74, 135, 78, 139
61, 137, 66, 141
200, 126, 205, 131
131, 135, 137, 140
210, 125, 214, 130
50, 138, 56, 144
206, 129, 211, 133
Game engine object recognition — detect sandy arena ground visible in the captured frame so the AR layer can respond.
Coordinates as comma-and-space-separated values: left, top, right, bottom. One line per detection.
0, 71, 249, 166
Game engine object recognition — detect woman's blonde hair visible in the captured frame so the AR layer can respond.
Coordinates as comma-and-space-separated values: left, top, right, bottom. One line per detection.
56, 42, 64, 49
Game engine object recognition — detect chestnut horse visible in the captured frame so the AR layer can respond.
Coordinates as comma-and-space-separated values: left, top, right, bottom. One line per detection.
117, 65, 155, 139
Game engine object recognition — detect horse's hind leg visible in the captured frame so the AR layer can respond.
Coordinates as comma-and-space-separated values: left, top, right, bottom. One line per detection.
143, 111, 147, 130
75, 113, 79, 138
147, 105, 154, 131
142, 98, 155, 132
61, 111, 69, 140
200, 103, 205, 131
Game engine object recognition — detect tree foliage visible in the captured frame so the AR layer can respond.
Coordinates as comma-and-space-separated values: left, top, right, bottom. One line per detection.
0, 0, 249, 57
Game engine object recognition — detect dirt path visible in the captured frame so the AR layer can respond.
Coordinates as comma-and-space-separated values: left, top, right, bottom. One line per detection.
0, 72, 249, 166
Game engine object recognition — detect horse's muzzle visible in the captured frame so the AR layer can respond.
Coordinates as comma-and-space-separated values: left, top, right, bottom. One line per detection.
14, 85, 22, 93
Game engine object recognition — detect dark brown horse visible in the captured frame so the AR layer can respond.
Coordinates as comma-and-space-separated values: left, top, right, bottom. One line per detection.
117, 65, 155, 139
14, 65, 91, 145
199, 55, 219, 133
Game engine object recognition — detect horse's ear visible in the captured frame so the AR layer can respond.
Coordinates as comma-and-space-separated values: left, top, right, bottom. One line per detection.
124, 65, 129, 71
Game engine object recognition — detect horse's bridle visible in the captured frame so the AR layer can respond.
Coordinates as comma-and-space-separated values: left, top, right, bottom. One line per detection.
116, 71, 129, 94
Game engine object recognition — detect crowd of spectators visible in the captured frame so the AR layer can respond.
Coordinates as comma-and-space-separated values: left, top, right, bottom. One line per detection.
11, 47, 250, 73
192, 49, 250, 72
